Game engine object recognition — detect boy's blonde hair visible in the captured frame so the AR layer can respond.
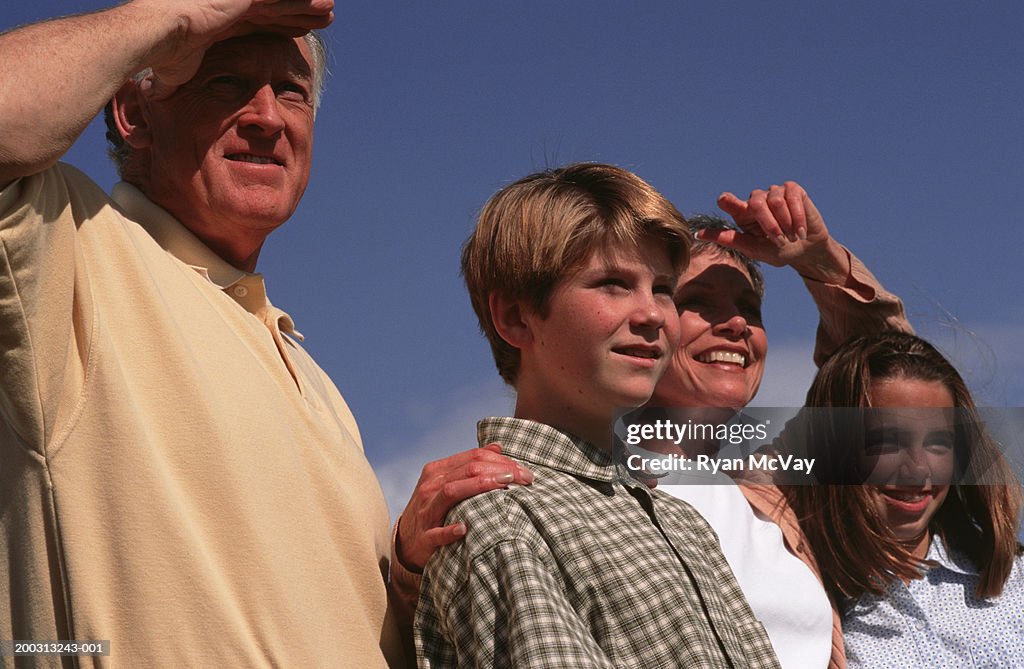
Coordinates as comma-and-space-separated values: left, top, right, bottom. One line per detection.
462, 163, 690, 385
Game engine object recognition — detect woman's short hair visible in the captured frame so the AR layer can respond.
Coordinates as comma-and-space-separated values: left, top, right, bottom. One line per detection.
686, 214, 764, 298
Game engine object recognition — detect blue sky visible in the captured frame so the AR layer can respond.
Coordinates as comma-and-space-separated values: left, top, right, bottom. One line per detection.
7, 2, 1024, 517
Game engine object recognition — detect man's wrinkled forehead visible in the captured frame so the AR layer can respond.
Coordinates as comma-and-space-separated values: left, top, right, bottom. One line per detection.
198, 33, 313, 80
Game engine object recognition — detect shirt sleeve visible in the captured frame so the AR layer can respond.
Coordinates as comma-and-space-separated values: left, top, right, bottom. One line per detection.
0, 164, 96, 454
415, 510, 615, 668
803, 245, 913, 366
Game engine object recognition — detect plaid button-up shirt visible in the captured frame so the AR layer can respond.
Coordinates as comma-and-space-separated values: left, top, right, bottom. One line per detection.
415, 417, 781, 668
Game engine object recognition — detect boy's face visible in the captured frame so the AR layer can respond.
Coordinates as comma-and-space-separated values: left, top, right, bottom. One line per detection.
519, 237, 680, 431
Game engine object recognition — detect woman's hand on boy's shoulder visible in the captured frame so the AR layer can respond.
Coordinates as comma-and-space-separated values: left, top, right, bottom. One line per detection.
394, 443, 534, 572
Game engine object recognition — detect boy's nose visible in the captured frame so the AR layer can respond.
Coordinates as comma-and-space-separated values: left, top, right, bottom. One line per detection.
631, 294, 667, 329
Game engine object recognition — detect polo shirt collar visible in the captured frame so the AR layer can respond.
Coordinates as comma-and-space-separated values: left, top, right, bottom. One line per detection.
111, 182, 248, 289
110, 182, 301, 339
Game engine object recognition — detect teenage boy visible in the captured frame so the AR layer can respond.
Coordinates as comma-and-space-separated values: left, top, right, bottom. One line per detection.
415, 163, 781, 668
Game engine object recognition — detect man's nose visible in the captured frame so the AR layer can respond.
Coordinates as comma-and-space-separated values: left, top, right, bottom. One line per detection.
239, 85, 286, 135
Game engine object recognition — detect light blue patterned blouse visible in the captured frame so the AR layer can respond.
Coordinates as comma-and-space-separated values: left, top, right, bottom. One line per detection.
842, 536, 1024, 668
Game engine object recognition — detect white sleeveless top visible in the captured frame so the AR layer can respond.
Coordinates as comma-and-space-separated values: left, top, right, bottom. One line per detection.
660, 470, 832, 669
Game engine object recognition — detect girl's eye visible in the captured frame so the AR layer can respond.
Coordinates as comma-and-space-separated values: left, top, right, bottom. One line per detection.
925, 433, 955, 454
864, 430, 900, 454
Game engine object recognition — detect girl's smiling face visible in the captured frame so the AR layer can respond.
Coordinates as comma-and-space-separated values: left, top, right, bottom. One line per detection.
863, 376, 956, 559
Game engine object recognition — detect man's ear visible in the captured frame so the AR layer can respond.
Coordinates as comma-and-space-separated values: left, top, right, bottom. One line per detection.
489, 292, 534, 349
111, 80, 152, 150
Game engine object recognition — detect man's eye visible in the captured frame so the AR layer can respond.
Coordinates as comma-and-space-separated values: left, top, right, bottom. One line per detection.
208, 75, 247, 89
278, 82, 311, 102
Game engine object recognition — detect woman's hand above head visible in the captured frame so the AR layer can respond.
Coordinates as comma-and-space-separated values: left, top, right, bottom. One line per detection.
706, 182, 851, 286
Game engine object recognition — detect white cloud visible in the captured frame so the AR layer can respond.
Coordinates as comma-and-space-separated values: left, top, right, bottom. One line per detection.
749, 339, 817, 408
373, 379, 516, 522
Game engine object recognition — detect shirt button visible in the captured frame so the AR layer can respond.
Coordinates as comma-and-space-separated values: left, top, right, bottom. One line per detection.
914, 619, 926, 631
233, 285, 249, 297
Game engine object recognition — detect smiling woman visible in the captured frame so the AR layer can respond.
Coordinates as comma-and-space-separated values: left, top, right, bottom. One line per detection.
643, 182, 914, 669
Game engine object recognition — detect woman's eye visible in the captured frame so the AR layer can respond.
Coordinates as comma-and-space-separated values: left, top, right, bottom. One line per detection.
676, 295, 707, 309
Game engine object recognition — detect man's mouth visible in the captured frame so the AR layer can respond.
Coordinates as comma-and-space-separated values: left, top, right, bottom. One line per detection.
226, 153, 282, 166
696, 350, 747, 367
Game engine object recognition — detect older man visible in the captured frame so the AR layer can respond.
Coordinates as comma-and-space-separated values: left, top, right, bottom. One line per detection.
0, 1, 526, 665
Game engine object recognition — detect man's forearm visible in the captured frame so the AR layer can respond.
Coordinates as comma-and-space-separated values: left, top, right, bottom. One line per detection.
0, 0, 334, 187
0, 2, 182, 185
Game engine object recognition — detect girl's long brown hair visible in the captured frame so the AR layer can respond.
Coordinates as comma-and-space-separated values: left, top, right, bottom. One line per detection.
785, 332, 1022, 600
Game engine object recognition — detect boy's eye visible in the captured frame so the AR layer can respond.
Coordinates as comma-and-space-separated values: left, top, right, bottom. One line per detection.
597, 278, 628, 291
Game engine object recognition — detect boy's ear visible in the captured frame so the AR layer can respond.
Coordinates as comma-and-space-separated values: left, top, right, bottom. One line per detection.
111, 80, 153, 150
489, 292, 534, 349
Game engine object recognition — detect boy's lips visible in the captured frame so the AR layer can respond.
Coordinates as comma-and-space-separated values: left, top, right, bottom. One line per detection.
612, 344, 663, 362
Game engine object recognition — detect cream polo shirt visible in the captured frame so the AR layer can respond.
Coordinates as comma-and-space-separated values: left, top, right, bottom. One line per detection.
0, 164, 403, 667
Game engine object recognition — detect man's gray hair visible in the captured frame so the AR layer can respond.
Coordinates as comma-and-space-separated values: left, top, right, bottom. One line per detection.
104, 30, 328, 176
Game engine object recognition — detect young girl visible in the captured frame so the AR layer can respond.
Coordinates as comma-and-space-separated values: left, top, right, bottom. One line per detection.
787, 331, 1024, 667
